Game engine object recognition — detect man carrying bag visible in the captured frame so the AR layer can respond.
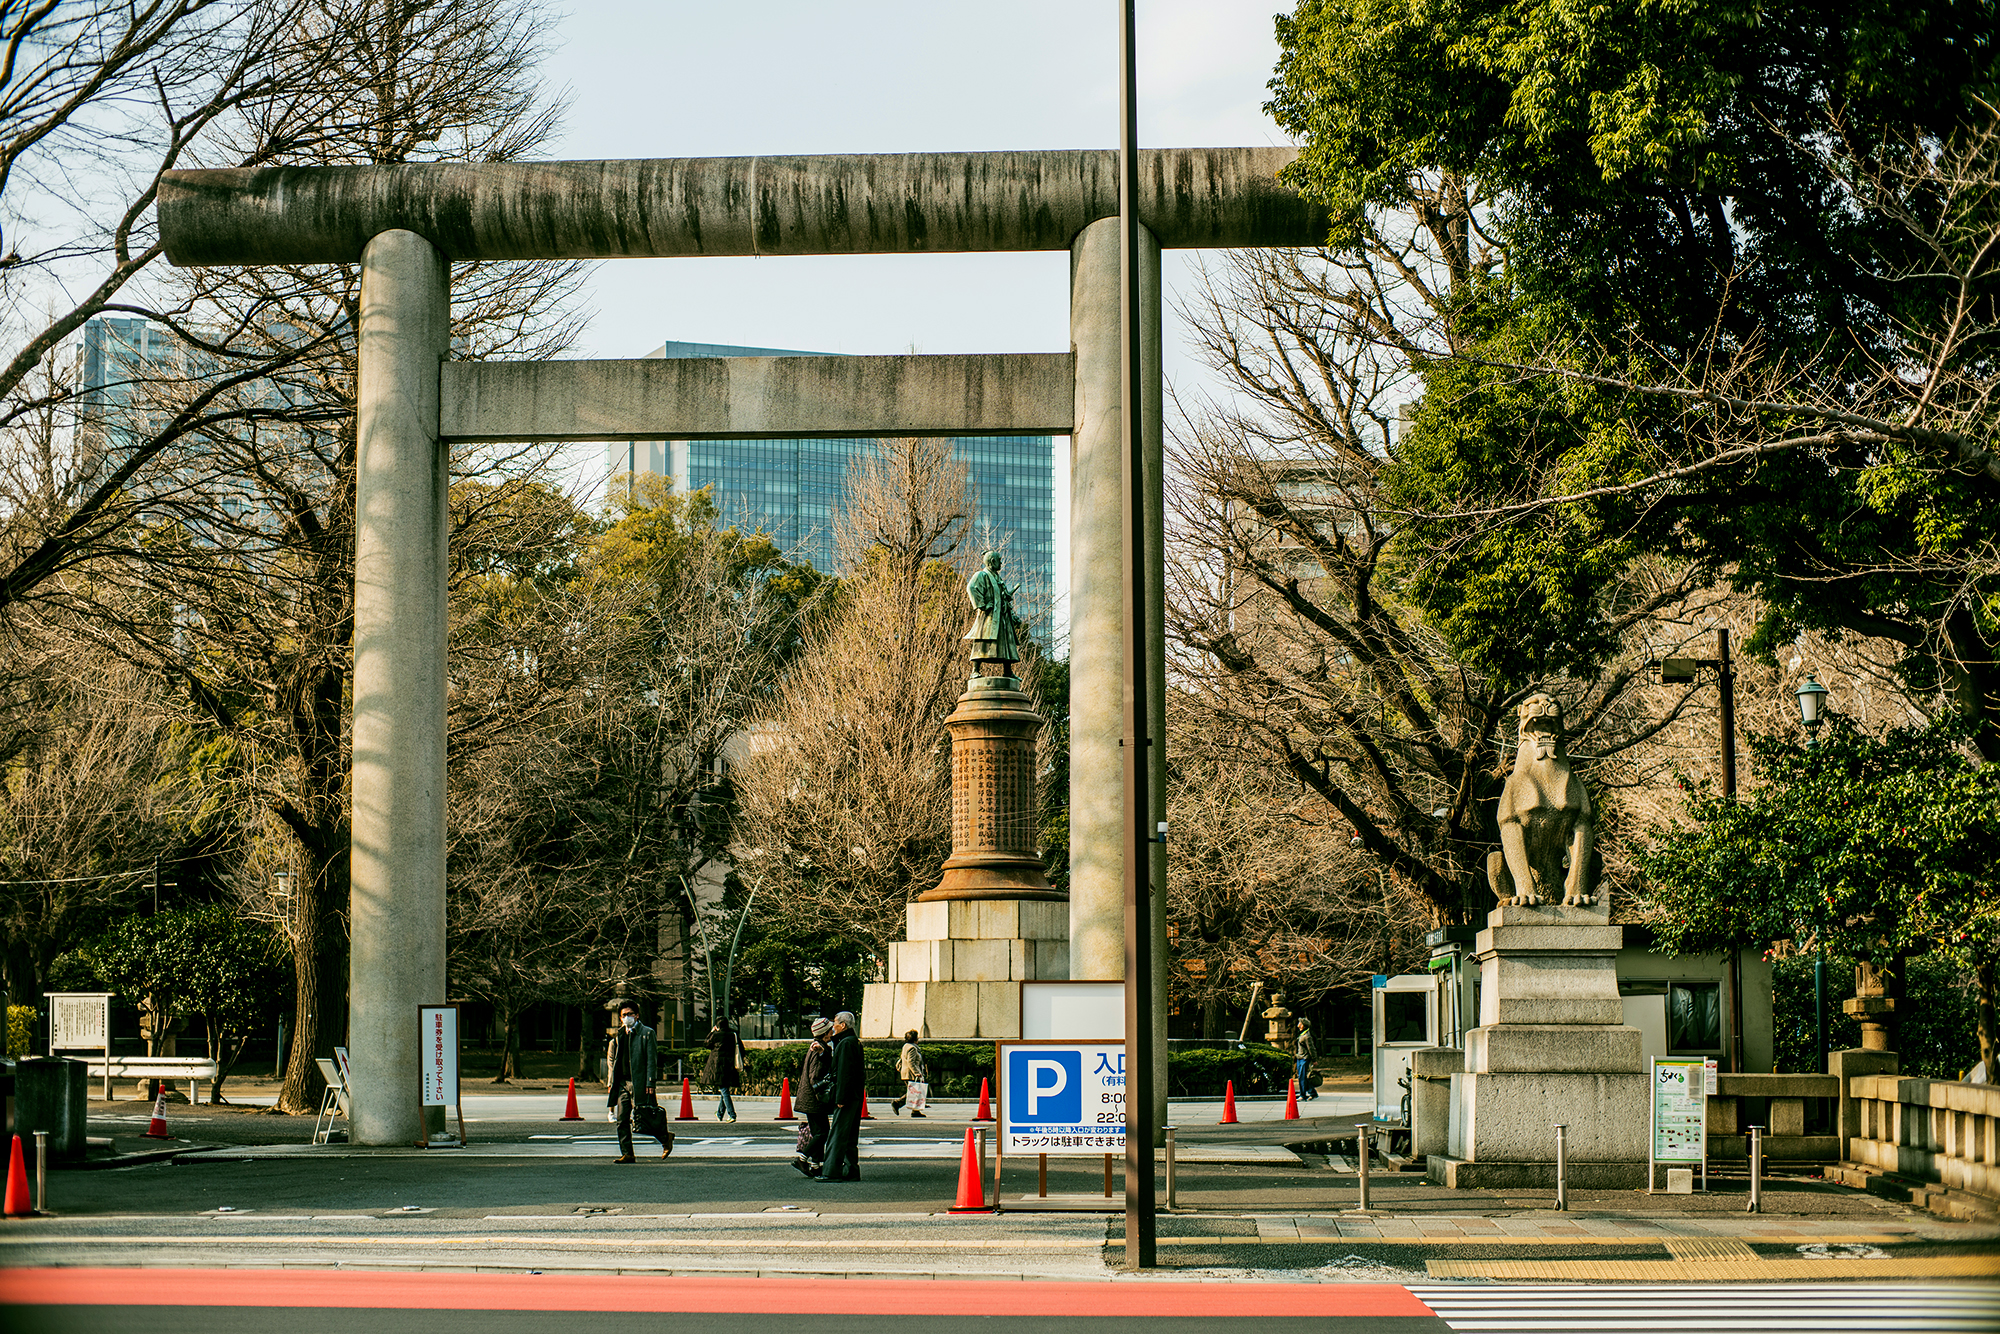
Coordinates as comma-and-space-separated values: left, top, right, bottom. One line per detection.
606, 1000, 675, 1162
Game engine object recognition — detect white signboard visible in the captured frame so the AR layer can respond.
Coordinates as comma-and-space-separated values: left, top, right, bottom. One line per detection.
999, 1040, 1124, 1155
1020, 981, 1124, 1040
420, 1005, 458, 1107
1651, 1057, 1708, 1163
49, 993, 111, 1050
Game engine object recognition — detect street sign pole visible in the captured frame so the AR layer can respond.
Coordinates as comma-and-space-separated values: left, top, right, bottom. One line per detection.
1117, 0, 1157, 1271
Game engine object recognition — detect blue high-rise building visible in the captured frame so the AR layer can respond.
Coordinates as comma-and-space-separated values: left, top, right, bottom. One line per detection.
609, 340, 1056, 622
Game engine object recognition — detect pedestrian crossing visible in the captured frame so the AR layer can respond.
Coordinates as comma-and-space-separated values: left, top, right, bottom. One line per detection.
1407, 1283, 2000, 1331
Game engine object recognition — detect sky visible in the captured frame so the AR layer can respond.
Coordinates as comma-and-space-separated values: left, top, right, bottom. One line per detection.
533, 1, 1298, 627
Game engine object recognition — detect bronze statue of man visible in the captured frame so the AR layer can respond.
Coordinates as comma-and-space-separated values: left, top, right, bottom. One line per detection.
963, 550, 1019, 670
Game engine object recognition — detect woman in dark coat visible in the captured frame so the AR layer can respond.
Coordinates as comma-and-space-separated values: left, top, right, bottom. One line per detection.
791, 1017, 835, 1177
701, 1019, 742, 1122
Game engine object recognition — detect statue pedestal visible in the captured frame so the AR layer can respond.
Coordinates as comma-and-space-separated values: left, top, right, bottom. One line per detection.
860, 674, 1068, 1039
1429, 902, 1649, 1189
860, 898, 1069, 1038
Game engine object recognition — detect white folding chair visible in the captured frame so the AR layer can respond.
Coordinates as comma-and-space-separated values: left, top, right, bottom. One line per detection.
313, 1057, 351, 1144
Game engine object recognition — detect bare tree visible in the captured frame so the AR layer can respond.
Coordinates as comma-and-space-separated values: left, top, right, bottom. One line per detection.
738, 438, 981, 954
1166, 698, 1429, 1036
1168, 249, 1703, 925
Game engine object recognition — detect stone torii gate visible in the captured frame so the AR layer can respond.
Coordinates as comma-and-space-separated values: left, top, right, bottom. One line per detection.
158, 147, 1328, 1145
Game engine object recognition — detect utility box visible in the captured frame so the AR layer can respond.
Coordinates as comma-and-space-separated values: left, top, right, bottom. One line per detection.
1372, 975, 1440, 1122
6, 1057, 87, 1161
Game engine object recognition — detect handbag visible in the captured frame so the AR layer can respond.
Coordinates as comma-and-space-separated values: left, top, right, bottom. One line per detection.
907, 1080, 929, 1100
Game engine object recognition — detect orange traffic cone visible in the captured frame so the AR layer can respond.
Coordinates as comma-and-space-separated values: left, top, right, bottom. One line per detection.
3, 1136, 29, 1217
559, 1077, 583, 1122
860, 1087, 874, 1120
778, 1077, 793, 1120
674, 1077, 698, 1121
1218, 1080, 1238, 1124
144, 1084, 172, 1139
948, 1127, 989, 1212
1284, 1077, 1301, 1120
973, 1077, 993, 1121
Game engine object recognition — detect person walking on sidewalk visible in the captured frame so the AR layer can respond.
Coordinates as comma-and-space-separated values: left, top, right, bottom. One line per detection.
892, 1029, 928, 1117
792, 1017, 835, 1177
702, 1018, 743, 1122
1294, 1016, 1318, 1101
605, 1000, 673, 1162
818, 1010, 865, 1182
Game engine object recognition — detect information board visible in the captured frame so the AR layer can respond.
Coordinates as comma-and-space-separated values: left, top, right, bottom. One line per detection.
1019, 981, 1124, 1040
998, 1041, 1124, 1155
48, 993, 110, 1051
1650, 1057, 1708, 1162
420, 1005, 459, 1106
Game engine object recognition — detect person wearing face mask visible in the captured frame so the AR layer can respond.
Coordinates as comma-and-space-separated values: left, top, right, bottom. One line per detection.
605, 1000, 672, 1163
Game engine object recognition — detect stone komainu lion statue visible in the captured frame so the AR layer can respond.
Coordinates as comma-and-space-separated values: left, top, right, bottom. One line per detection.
1486, 693, 1602, 907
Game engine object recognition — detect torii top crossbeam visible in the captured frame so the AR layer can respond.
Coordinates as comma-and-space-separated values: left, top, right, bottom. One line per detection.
158, 147, 1326, 265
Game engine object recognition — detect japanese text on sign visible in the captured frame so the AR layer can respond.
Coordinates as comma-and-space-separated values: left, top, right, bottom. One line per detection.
999, 1041, 1125, 1156
420, 1005, 458, 1107
1651, 1057, 1708, 1162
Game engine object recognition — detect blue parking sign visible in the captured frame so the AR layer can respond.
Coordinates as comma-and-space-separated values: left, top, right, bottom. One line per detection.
1006, 1048, 1082, 1123
998, 1041, 1125, 1156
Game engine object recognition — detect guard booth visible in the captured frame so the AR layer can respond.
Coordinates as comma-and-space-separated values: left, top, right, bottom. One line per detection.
1372, 974, 1440, 1121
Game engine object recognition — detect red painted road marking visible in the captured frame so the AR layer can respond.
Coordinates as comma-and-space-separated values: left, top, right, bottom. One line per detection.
0, 1269, 1436, 1318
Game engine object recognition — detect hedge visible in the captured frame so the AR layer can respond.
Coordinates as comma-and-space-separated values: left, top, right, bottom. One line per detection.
664, 1041, 1295, 1099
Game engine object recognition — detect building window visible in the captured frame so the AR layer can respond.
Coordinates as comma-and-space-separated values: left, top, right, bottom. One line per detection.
1383, 991, 1428, 1044
1667, 982, 1722, 1052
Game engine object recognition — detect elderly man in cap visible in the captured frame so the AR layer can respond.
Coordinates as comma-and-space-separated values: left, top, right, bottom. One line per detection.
817, 1010, 866, 1182
605, 999, 672, 1163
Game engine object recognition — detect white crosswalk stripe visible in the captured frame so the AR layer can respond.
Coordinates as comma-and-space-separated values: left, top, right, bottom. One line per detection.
1408, 1283, 2000, 1332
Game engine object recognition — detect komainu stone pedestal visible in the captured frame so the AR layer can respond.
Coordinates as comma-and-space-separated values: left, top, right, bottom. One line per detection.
860, 673, 1068, 1039
1429, 902, 1648, 1188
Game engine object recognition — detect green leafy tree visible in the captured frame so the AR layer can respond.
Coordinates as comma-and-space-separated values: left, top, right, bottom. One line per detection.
1639, 717, 2000, 1069
1268, 0, 2000, 756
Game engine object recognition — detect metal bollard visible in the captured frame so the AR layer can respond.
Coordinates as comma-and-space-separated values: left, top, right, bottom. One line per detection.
1164, 1126, 1178, 1210
1554, 1123, 1568, 1211
1751, 1124, 1766, 1213
1354, 1122, 1372, 1211
33, 1132, 47, 1217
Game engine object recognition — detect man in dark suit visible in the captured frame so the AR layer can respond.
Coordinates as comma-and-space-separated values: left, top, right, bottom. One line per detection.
605, 999, 669, 1163
818, 1010, 865, 1182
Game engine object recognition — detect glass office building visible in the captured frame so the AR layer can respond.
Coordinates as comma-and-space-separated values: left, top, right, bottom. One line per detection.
611, 340, 1056, 621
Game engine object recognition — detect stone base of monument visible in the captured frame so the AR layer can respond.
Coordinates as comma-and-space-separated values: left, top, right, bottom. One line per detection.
861, 898, 1069, 1039
1428, 900, 1649, 1190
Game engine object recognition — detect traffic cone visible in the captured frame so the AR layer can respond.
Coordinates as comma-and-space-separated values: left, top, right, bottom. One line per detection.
948, 1127, 989, 1212
860, 1087, 874, 1120
144, 1084, 172, 1139
973, 1077, 993, 1121
1219, 1080, 1238, 1124
674, 1077, 698, 1121
777, 1077, 793, 1120
1284, 1077, 1301, 1120
3, 1136, 29, 1217
559, 1077, 583, 1122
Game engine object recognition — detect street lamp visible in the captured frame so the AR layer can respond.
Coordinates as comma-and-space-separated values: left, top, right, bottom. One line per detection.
1796, 674, 1829, 742
1794, 673, 1832, 1071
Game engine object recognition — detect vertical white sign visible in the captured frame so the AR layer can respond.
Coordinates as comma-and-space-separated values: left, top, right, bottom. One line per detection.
1651, 1057, 1708, 1162
420, 1005, 457, 1107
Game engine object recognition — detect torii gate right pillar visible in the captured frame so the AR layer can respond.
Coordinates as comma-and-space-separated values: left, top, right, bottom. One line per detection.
1068, 215, 1168, 1131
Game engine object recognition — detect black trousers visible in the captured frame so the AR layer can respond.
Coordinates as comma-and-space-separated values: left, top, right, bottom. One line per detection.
822, 1102, 862, 1180
800, 1110, 831, 1166
614, 1085, 669, 1157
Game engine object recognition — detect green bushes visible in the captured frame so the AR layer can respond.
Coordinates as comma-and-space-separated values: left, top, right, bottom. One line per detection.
5, 1005, 33, 1057
1771, 954, 1981, 1079
675, 1040, 1294, 1099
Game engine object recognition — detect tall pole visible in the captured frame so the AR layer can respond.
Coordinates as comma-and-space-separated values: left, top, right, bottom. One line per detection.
1717, 628, 1746, 1073
1118, 0, 1157, 1271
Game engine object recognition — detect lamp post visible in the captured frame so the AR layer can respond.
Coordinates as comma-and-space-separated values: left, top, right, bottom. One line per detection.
1656, 631, 1743, 1070
1795, 674, 1831, 1071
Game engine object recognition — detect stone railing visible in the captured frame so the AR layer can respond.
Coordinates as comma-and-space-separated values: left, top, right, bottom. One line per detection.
1706, 1072, 1840, 1161
1844, 1073, 2000, 1203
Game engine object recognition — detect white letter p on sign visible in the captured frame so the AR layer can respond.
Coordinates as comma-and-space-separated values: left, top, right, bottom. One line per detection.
1026, 1059, 1068, 1114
